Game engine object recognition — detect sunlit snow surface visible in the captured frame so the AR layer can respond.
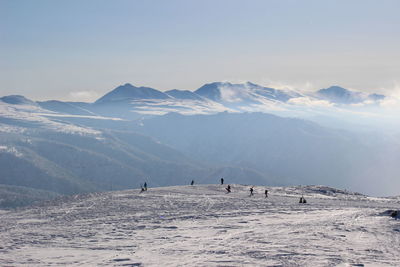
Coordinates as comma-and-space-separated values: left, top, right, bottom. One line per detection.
0, 101, 104, 136
1, 185, 399, 266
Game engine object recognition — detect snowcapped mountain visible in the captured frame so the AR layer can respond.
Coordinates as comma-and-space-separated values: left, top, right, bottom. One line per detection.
88, 83, 228, 116
95, 83, 171, 104
0, 95, 38, 106
316, 86, 385, 104
84, 81, 306, 116
195, 81, 302, 104
0, 81, 393, 140
4, 82, 387, 118
85, 82, 388, 117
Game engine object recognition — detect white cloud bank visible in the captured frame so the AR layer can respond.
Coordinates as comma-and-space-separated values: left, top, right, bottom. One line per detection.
69, 91, 100, 102
287, 97, 333, 107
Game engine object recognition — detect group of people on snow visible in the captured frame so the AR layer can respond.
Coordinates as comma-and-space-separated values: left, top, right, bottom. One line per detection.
222, 178, 307, 202
139, 177, 307, 203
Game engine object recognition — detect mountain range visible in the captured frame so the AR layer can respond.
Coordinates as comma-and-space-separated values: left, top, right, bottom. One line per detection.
9, 82, 383, 118
0, 82, 398, 207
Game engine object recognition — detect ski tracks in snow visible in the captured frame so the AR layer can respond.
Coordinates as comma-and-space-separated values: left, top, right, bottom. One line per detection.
0, 184, 399, 266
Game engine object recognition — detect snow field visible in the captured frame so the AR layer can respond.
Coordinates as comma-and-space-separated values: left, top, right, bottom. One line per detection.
0, 184, 399, 266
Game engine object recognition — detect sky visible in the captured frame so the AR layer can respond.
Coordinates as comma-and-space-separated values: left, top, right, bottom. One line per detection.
1, 0, 400, 102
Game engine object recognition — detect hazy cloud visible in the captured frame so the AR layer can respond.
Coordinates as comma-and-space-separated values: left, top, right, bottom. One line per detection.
68, 91, 100, 102
258, 79, 316, 94
377, 82, 400, 109
379, 97, 400, 108
288, 97, 333, 107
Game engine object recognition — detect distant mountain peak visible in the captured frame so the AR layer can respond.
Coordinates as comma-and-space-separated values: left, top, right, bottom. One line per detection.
194, 81, 299, 103
0, 95, 37, 106
319, 86, 351, 96
95, 83, 171, 104
316, 86, 361, 104
194, 82, 223, 101
316, 86, 385, 104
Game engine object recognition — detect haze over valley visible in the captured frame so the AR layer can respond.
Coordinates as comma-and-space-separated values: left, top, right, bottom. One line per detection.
1, 81, 399, 209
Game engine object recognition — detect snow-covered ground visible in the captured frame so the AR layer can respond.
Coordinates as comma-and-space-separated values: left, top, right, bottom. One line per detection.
0, 184, 399, 266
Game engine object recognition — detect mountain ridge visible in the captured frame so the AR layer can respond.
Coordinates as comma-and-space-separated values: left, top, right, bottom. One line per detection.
1, 82, 387, 116
317, 85, 385, 104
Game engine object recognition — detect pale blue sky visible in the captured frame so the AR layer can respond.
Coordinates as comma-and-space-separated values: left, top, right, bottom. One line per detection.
1, 0, 400, 101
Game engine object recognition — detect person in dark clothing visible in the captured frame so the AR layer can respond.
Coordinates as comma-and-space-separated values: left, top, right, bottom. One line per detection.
221, 178, 224, 185
191, 180, 194, 186
249, 187, 254, 196
144, 182, 147, 191
299, 195, 307, 203
265, 189, 268, 198
225, 185, 231, 193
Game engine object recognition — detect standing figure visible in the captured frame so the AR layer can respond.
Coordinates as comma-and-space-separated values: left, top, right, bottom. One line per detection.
249, 187, 254, 197
191, 180, 194, 186
221, 178, 224, 185
144, 182, 147, 191
226, 185, 231, 193
265, 189, 268, 198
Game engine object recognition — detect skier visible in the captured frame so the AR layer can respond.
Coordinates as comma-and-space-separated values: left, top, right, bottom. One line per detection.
221, 178, 224, 185
249, 187, 254, 197
144, 182, 147, 191
225, 185, 231, 193
140, 184, 145, 193
265, 189, 268, 198
191, 180, 194, 186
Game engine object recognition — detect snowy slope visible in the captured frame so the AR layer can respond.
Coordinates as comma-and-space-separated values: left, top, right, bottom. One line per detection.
194, 82, 301, 104
0, 98, 104, 136
1, 184, 399, 266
